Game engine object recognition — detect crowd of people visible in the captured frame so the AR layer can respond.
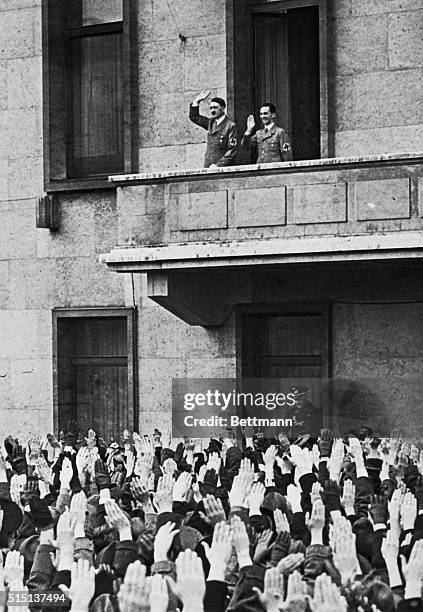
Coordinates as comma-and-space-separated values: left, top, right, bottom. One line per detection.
0, 423, 422, 612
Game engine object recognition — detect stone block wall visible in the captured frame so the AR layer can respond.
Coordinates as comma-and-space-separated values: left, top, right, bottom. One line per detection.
332, 0, 423, 155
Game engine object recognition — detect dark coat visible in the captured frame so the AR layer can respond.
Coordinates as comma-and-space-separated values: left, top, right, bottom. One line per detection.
242, 124, 293, 163
189, 104, 239, 167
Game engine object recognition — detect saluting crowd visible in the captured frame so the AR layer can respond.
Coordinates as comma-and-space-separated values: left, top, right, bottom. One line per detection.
0, 423, 422, 612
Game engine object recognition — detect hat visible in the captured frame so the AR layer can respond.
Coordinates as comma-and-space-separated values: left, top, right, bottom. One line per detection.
179, 526, 203, 551
0, 498, 23, 532
261, 492, 289, 513
290, 385, 310, 398
19, 534, 40, 568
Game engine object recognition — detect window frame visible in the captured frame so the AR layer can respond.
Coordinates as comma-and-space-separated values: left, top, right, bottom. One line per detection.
43, 0, 136, 188
237, 302, 331, 378
229, 0, 328, 159
52, 307, 138, 436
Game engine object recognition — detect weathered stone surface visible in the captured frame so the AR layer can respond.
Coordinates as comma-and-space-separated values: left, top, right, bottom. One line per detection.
335, 125, 423, 156
140, 92, 188, 148
138, 0, 226, 42
334, 16, 388, 75
0, 8, 36, 59
36, 199, 96, 259
0, 200, 36, 259
7, 57, 42, 109
333, 76, 354, 131
138, 41, 184, 94
353, 0, 423, 15
183, 35, 227, 91
354, 69, 423, 129
0, 310, 50, 359
139, 145, 186, 173
10, 358, 52, 410
186, 357, 236, 377
185, 143, 207, 169
356, 178, 410, 220
388, 11, 423, 69
8, 155, 43, 199
292, 184, 347, 224
177, 190, 228, 230
0, 261, 9, 308
234, 186, 286, 228
0, 63, 7, 110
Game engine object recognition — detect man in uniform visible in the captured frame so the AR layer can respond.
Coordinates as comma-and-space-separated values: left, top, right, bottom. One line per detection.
189, 89, 239, 168
286, 384, 323, 444
242, 103, 292, 164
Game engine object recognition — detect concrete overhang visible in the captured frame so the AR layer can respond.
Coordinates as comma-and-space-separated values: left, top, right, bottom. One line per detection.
100, 231, 423, 273
100, 232, 423, 326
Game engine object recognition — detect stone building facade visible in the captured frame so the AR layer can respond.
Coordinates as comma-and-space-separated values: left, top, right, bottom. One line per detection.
1, 0, 423, 440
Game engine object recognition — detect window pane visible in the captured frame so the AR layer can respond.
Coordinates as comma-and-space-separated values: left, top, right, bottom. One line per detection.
82, 0, 122, 25
70, 32, 123, 176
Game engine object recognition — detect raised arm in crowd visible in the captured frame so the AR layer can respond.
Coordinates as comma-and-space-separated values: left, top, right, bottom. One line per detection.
0, 422, 422, 612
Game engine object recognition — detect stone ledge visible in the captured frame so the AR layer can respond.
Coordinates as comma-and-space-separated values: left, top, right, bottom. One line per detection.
100, 231, 423, 272
108, 151, 423, 185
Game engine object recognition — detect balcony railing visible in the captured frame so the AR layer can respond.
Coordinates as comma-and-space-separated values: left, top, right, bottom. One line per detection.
103, 152, 423, 266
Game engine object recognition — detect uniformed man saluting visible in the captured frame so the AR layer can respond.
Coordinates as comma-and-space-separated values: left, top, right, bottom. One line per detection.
242, 103, 293, 164
189, 89, 239, 168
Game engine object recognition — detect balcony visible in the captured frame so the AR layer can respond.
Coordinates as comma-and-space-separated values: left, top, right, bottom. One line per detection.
101, 151, 423, 324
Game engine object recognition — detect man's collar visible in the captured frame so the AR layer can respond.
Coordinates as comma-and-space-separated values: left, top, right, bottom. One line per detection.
265, 122, 275, 132
215, 114, 226, 126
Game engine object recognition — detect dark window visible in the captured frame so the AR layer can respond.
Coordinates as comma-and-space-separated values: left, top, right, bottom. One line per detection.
240, 306, 329, 414
242, 308, 328, 378
53, 309, 137, 440
68, 29, 123, 176
232, 0, 328, 161
46, 0, 133, 181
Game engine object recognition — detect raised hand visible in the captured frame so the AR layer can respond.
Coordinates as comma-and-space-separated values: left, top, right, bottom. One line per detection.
286, 484, 302, 513
35, 455, 52, 484
60, 457, 74, 489
401, 540, 423, 599
310, 481, 322, 505
253, 529, 273, 564
318, 428, 334, 458
202, 494, 226, 526
329, 516, 360, 584
231, 515, 251, 567
276, 553, 304, 577
118, 561, 149, 612
252, 567, 284, 612
282, 570, 307, 611
65, 559, 95, 612
274, 508, 290, 535
247, 481, 265, 515
154, 521, 179, 563
245, 114, 256, 135
154, 473, 174, 513
70, 490, 87, 537
381, 529, 400, 569
4, 551, 24, 589
400, 490, 417, 531
341, 479, 356, 516
193, 89, 210, 105
327, 439, 345, 482
172, 471, 192, 502
202, 520, 232, 575
176, 550, 206, 609
229, 473, 250, 509
312, 573, 347, 612
368, 494, 388, 525
104, 500, 131, 540
149, 574, 168, 612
